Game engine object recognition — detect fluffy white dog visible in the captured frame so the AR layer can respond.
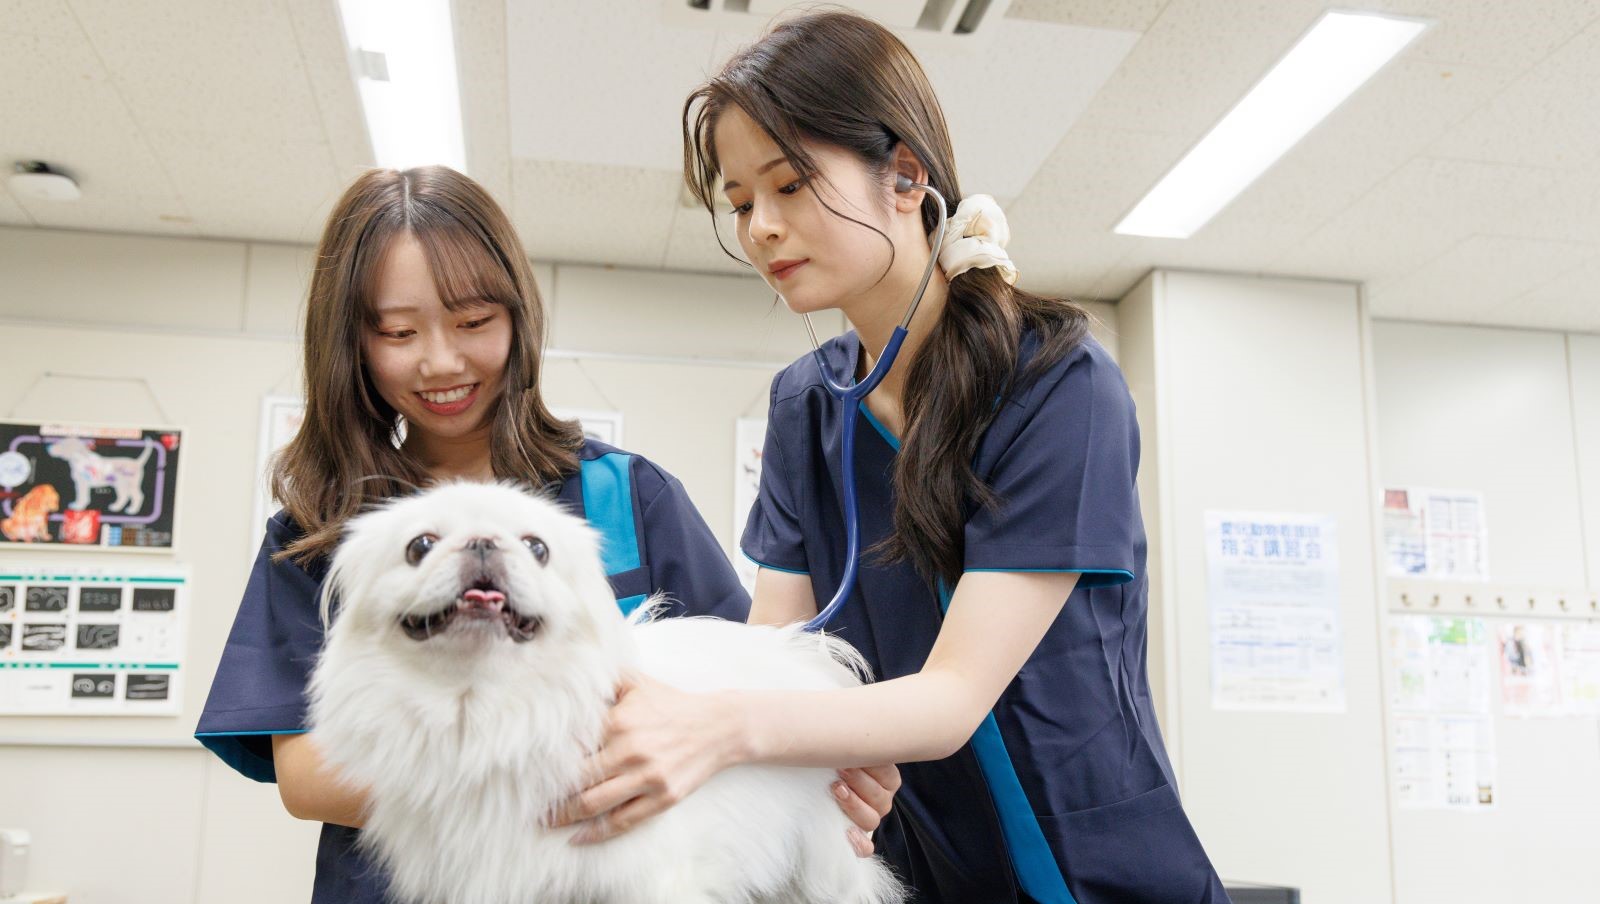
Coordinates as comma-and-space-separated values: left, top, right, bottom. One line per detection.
309, 481, 904, 904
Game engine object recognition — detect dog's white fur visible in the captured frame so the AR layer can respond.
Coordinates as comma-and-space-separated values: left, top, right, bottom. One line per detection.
309, 482, 904, 904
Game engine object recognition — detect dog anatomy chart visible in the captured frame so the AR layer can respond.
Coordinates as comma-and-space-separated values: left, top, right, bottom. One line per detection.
0, 567, 188, 715
0, 421, 182, 551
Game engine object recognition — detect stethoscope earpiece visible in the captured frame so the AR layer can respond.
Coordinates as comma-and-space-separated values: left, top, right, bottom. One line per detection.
894, 173, 914, 193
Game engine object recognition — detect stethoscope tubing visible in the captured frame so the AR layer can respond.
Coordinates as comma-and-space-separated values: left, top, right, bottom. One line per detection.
800, 181, 948, 632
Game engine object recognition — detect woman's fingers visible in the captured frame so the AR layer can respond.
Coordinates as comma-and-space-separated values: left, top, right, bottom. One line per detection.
549, 758, 636, 828
840, 765, 899, 821
832, 773, 882, 835
860, 763, 902, 794
570, 792, 665, 845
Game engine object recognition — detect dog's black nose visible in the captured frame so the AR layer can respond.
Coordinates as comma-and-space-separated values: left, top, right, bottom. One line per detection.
465, 537, 498, 557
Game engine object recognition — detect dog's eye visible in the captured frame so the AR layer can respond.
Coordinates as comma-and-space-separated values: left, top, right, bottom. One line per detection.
406, 533, 438, 566
521, 535, 549, 564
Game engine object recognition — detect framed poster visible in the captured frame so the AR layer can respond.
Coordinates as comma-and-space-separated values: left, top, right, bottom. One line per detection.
551, 408, 624, 447
253, 395, 306, 553
0, 421, 182, 552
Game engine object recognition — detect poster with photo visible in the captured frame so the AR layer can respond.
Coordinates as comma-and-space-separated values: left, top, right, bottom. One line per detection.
0, 566, 188, 715
0, 420, 182, 552
1496, 622, 1563, 717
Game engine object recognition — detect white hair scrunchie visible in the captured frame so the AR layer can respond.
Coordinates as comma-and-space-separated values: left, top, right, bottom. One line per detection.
936, 194, 1017, 285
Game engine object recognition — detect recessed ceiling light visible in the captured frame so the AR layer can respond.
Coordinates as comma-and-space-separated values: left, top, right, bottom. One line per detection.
1115, 11, 1428, 239
337, 0, 467, 173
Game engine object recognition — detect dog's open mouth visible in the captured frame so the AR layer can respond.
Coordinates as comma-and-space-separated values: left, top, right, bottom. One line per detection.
398, 579, 543, 643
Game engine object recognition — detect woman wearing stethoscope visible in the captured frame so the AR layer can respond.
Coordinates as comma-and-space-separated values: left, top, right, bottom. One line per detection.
557, 11, 1230, 902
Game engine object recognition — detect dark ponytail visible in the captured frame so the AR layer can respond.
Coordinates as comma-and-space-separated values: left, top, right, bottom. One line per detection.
684, 10, 1089, 589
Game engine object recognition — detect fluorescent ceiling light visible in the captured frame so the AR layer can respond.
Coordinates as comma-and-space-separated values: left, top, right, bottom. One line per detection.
338, 0, 467, 173
1115, 10, 1427, 239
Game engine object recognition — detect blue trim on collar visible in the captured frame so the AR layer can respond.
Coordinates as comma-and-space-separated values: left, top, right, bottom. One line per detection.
856, 402, 901, 451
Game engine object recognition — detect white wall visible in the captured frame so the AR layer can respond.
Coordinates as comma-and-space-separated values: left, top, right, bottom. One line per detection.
1119, 271, 1394, 904
1119, 273, 1600, 904
0, 225, 1118, 903
1371, 320, 1600, 904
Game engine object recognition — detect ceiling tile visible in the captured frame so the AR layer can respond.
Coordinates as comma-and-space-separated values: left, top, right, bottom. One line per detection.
1427, 21, 1600, 168
510, 160, 678, 267
1272, 157, 1562, 281
1006, 0, 1172, 32
660, 202, 752, 275
70, 0, 327, 139
1511, 255, 1600, 332
1367, 235, 1597, 326
0, 0, 80, 37
507, 0, 718, 170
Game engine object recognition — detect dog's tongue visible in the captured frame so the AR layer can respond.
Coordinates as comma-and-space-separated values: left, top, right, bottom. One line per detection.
461, 588, 505, 607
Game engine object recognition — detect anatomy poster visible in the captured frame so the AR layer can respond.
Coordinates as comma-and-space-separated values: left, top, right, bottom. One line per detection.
0, 421, 182, 551
0, 567, 188, 715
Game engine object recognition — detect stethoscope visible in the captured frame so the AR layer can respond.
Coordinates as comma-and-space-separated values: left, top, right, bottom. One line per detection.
799, 176, 948, 633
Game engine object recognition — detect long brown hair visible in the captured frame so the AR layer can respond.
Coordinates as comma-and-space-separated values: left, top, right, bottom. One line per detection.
684, 11, 1089, 589
274, 166, 581, 564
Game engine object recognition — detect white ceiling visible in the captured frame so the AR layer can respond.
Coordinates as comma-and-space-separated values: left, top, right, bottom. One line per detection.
2, 0, 1597, 332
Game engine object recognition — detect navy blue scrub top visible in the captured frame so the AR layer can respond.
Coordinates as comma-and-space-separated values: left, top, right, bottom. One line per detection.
196, 440, 750, 903
743, 331, 1230, 904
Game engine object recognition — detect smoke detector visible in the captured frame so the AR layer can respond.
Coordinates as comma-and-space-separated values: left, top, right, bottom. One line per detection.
665, 0, 1015, 44
9, 161, 81, 202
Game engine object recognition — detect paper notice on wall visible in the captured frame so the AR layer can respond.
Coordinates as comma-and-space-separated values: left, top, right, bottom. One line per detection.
1388, 615, 1496, 809
1559, 623, 1600, 716
1496, 622, 1563, 717
1390, 615, 1492, 714
732, 418, 767, 594
1392, 714, 1497, 810
1205, 511, 1345, 712
1381, 487, 1489, 580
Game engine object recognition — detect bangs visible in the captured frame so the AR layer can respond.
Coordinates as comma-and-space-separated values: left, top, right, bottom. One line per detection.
354, 216, 522, 325
417, 222, 521, 313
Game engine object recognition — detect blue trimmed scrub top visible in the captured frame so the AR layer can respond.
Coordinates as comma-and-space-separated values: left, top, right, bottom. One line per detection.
743, 331, 1231, 904
195, 440, 750, 903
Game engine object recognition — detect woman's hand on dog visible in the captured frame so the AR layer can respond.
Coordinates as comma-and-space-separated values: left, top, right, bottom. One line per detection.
552, 676, 899, 856
834, 763, 901, 856
553, 676, 743, 845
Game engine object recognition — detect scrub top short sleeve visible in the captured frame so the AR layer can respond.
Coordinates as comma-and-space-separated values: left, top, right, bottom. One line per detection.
194, 513, 325, 783
630, 457, 751, 621
964, 341, 1140, 587
740, 374, 809, 575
